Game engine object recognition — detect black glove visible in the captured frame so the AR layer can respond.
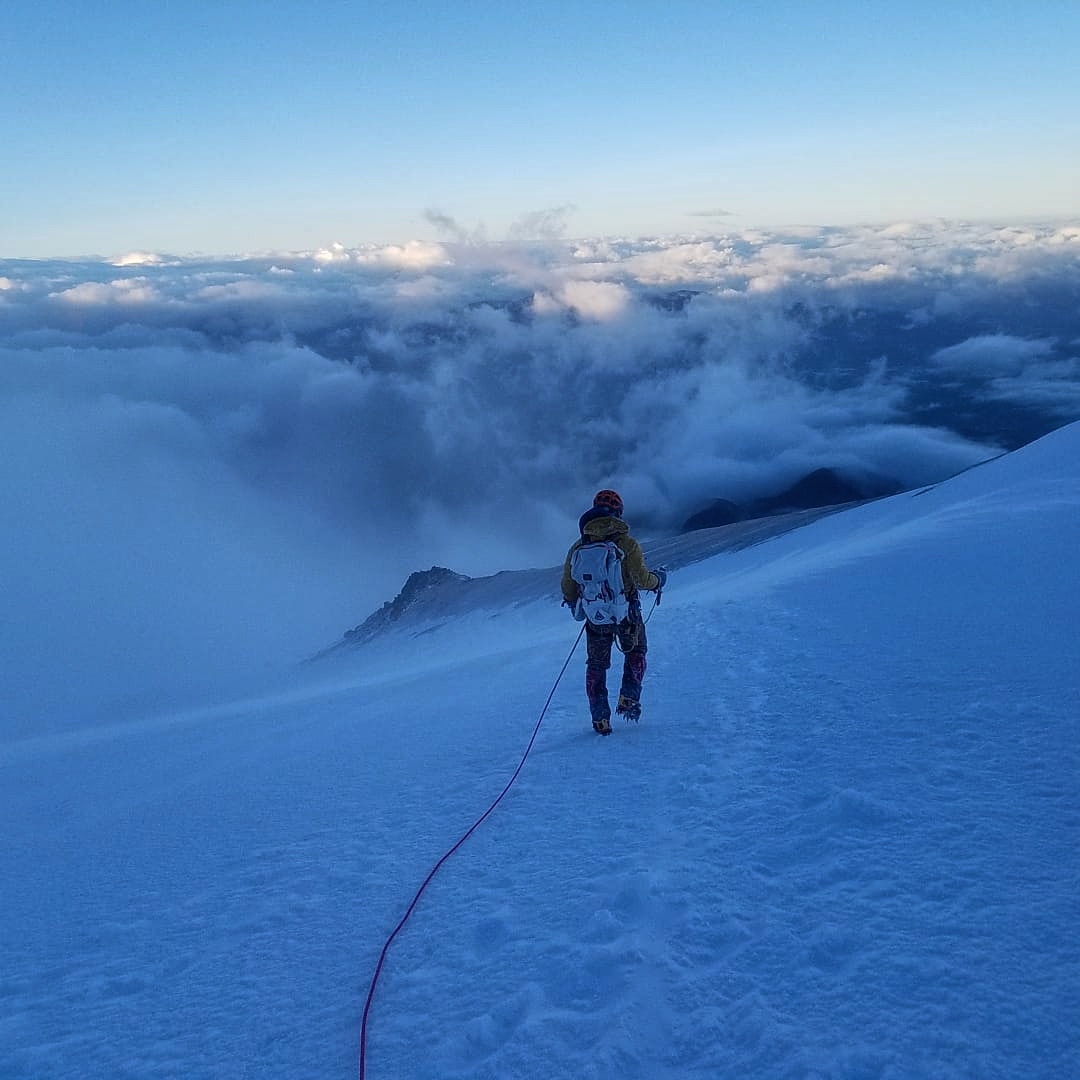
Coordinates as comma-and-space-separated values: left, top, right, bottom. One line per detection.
654, 567, 668, 590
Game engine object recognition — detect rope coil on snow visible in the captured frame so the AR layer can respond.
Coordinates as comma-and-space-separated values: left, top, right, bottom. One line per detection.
359, 622, 587, 1079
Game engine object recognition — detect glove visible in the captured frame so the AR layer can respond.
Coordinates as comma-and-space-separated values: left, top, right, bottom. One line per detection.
563, 597, 585, 621
654, 567, 668, 590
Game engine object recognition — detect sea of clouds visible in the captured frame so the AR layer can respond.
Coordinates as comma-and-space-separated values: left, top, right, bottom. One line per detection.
2, 220, 1078, 727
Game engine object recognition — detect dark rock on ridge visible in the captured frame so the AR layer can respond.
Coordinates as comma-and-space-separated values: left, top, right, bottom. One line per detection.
682, 498, 743, 532
682, 467, 902, 533
341, 566, 471, 646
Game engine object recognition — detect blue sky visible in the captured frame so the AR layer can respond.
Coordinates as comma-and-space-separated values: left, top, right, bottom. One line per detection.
3, 0, 1078, 257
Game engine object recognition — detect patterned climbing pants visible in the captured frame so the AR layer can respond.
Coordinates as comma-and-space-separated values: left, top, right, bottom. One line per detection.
584, 603, 648, 722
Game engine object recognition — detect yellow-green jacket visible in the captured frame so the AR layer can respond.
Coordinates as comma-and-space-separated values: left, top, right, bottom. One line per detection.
561, 516, 660, 605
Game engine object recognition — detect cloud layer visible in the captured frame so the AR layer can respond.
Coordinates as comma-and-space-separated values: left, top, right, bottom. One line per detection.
3, 221, 1078, 724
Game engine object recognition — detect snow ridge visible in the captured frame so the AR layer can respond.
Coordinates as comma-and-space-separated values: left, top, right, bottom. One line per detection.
3, 423, 1078, 1080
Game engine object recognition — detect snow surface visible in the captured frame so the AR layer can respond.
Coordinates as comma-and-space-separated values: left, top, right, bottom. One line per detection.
3, 423, 1079, 1080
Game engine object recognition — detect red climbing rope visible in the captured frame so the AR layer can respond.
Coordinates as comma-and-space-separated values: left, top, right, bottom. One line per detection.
359, 622, 586, 1079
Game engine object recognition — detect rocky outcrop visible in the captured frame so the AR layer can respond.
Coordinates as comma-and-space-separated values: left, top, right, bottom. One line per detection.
341, 566, 471, 646
682, 498, 743, 532
682, 468, 902, 532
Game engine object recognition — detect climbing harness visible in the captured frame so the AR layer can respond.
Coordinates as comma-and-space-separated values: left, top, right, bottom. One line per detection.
358, 622, 587, 1080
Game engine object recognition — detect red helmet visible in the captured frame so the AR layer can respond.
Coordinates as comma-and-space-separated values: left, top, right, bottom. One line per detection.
593, 489, 624, 516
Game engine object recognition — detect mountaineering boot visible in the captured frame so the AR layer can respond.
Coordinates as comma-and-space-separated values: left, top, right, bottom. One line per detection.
616, 694, 641, 722
592, 714, 613, 735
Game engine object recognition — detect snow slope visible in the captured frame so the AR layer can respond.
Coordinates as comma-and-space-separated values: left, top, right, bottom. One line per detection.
3, 423, 1079, 1080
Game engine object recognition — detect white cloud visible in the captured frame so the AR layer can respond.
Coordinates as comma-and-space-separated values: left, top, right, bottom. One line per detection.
618, 242, 738, 286
388, 241, 453, 270
194, 278, 289, 301
551, 279, 631, 320
52, 278, 161, 304
745, 244, 836, 292
931, 335, 1057, 375
111, 251, 175, 267
313, 242, 350, 263
322, 241, 447, 269
2, 218, 1078, 723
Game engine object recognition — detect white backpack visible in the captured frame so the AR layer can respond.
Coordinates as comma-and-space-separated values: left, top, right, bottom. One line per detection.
570, 540, 629, 625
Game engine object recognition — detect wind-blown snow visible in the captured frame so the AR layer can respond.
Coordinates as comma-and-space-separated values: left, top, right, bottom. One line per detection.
2, 423, 1078, 1079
